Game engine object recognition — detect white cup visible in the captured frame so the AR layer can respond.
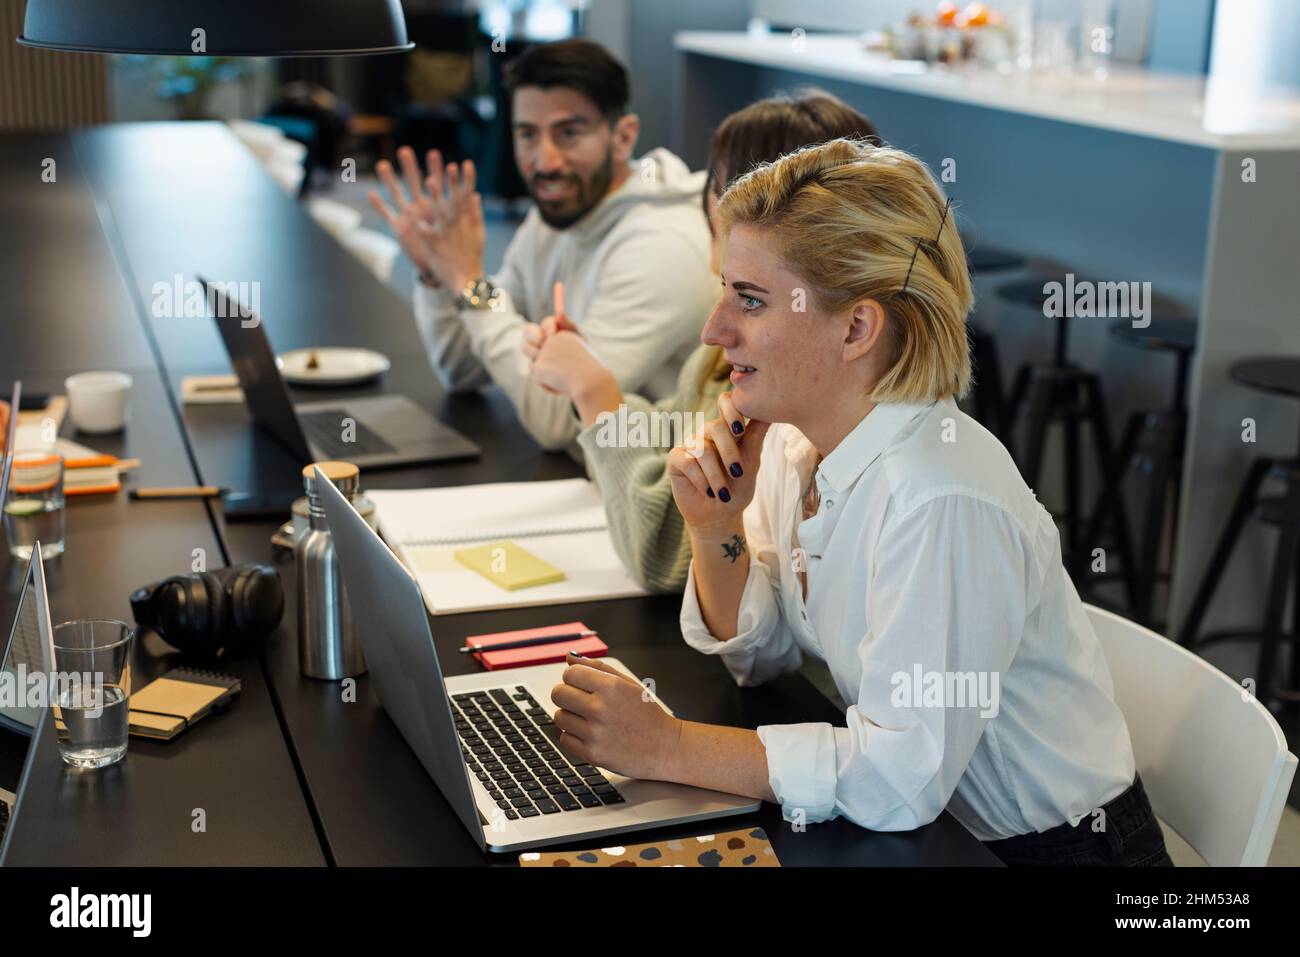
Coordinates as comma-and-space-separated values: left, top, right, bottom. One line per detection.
65, 371, 133, 434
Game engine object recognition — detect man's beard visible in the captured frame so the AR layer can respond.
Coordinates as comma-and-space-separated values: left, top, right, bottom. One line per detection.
530, 148, 616, 230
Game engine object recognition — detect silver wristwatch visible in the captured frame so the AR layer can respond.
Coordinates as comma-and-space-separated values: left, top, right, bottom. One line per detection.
457, 276, 500, 311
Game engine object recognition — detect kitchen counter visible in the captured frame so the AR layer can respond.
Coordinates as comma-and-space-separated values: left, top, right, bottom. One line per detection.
675, 31, 1300, 150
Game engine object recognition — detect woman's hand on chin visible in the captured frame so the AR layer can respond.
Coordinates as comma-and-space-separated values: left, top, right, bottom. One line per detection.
668, 391, 770, 530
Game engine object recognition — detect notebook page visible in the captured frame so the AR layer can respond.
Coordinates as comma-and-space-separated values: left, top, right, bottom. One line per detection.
367, 478, 608, 547
400, 530, 646, 615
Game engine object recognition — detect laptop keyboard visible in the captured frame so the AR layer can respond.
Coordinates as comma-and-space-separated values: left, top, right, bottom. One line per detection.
299, 409, 395, 457
451, 686, 624, 821
0, 798, 9, 844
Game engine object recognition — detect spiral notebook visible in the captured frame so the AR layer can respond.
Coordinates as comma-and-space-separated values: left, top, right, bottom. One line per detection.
366, 479, 647, 615
126, 667, 242, 741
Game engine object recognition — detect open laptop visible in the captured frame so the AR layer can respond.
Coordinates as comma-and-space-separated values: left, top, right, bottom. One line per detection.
201, 277, 480, 470
0, 544, 55, 865
315, 467, 759, 852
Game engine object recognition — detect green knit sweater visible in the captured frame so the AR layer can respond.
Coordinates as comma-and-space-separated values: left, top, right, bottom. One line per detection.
576, 343, 726, 594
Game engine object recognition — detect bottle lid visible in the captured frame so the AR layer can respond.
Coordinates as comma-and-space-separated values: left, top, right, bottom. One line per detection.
303, 460, 359, 498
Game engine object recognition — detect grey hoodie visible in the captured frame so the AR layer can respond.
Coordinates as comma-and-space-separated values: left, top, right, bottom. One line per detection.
413, 147, 718, 451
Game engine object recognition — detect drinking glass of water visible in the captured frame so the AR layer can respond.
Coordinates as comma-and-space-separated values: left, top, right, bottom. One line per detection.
51, 619, 134, 769
5, 451, 65, 560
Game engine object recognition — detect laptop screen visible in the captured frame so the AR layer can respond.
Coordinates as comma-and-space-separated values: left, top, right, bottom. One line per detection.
0, 558, 45, 795
0, 552, 52, 864
0, 556, 45, 790
201, 278, 313, 463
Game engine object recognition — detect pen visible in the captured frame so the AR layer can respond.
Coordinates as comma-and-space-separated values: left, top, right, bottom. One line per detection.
129, 486, 225, 500
459, 630, 597, 654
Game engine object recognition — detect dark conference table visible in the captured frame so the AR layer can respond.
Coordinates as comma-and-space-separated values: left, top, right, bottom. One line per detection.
1, 123, 997, 866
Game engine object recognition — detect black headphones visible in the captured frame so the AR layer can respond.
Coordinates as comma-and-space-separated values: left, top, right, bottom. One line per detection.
130, 564, 284, 659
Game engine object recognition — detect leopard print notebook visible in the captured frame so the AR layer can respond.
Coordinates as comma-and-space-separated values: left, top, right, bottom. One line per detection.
518, 826, 780, 867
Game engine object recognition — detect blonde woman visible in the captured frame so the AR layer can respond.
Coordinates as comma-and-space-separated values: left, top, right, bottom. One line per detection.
549, 139, 1171, 867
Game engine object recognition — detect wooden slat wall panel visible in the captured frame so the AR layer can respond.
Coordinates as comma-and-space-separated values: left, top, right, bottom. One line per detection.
0, 0, 110, 130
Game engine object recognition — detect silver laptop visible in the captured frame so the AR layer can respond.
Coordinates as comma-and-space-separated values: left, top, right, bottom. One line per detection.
201, 277, 480, 470
315, 467, 759, 852
0, 544, 55, 865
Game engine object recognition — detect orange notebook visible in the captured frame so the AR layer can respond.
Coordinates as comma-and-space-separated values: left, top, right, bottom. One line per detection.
464, 620, 607, 671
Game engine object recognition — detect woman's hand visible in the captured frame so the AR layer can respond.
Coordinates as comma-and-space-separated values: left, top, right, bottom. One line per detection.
523, 281, 578, 362
667, 391, 770, 530
531, 330, 607, 397
517, 278, 606, 410
550, 653, 683, 781
522, 311, 579, 362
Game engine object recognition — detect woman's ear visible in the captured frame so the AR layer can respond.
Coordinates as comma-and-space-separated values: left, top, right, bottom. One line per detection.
842, 298, 888, 364
612, 113, 640, 165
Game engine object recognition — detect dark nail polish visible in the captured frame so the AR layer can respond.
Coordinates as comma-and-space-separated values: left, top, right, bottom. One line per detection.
729, 462, 743, 478
718, 487, 731, 503
706, 487, 715, 498
568, 649, 586, 658
731, 420, 743, 435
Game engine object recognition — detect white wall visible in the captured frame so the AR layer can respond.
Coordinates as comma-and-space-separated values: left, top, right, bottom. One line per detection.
583, 0, 631, 63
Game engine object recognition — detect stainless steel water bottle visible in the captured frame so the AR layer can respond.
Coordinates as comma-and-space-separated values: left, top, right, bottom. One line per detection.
296, 460, 366, 680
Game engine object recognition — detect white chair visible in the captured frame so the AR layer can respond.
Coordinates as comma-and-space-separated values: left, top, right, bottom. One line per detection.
306, 197, 363, 241
227, 120, 307, 195
265, 157, 307, 196
1086, 604, 1297, 866
227, 119, 287, 164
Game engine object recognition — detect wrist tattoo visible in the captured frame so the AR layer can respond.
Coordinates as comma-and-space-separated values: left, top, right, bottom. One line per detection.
720, 534, 745, 563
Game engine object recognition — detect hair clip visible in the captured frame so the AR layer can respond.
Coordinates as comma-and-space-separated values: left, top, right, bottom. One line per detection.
899, 196, 953, 296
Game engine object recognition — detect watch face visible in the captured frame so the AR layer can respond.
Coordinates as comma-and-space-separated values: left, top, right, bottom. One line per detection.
461, 278, 498, 310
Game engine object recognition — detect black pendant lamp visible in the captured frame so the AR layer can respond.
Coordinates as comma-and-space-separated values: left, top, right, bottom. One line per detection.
17, 0, 415, 56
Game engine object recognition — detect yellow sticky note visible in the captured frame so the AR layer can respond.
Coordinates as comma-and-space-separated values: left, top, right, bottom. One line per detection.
453, 540, 566, 591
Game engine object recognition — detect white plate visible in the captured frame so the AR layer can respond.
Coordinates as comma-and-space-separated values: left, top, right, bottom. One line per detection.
277, 347, 391, 386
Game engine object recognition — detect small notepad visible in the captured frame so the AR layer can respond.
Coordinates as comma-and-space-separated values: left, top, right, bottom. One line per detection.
127, 668, 242, 741
465, 621, 607, 670
453, 540, 566, 591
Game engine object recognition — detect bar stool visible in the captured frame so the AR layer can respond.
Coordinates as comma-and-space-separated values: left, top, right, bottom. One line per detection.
1178, 357, 1300, 709
1081, 318, 1197, 627
997, 277, 1135, 582
964, 244, 1023, 441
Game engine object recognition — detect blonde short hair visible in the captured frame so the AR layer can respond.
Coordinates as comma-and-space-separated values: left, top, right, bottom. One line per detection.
715, 138, 973, 403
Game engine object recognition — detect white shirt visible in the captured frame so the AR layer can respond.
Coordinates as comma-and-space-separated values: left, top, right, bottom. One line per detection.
679, 398, 1136, 841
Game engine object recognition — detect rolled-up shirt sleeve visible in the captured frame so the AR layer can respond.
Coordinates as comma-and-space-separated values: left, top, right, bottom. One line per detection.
757, 495, 1033, 830
679, 557, 801, 686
